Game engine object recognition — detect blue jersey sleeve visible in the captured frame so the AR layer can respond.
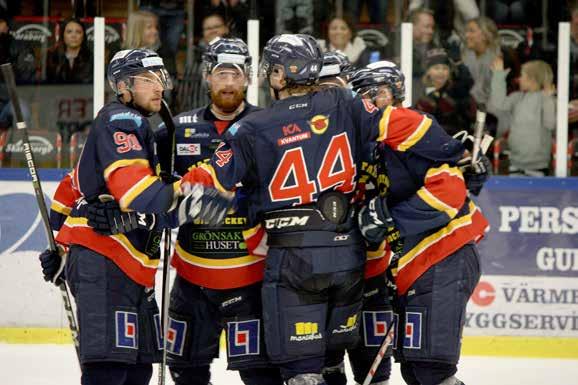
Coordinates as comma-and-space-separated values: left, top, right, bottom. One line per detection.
96, 112, 180, 213
350, 94, 465, 162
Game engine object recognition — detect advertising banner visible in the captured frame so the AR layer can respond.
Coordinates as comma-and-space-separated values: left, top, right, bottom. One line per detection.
473, 177, 578, 277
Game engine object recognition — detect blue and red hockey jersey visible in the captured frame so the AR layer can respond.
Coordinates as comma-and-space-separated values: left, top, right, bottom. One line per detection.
188, 87, 465, 229
55, 101, 181, 287
377, 140, 489, 295
154, 103, 267, 289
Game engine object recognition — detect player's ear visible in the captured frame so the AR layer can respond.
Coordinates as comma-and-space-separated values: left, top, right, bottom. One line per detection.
117, 80, 132, 103
204, 73, 212, 89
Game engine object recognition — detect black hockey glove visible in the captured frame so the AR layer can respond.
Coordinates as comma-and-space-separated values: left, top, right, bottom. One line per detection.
459, 155, 491, 196
39, 247, 66, 286
86, 194, 156, 235
358, 196, 401, 246
178, 184, 234, 227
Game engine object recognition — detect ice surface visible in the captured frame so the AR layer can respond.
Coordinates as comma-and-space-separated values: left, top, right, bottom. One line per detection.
2, 344, 577, 384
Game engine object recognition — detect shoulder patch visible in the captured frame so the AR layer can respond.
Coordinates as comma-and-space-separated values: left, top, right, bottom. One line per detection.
228, 122, 241, 136
110, 112, 142, 127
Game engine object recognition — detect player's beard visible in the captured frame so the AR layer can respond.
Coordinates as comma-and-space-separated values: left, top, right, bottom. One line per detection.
211, 88, 245, 113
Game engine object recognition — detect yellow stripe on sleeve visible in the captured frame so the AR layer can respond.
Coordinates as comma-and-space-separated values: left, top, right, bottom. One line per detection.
50, 200, 71, 216
396, 115, 432, 152
103, 158, 150, 181
119, 175, 159, 210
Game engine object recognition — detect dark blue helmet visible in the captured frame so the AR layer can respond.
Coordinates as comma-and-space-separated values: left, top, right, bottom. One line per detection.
260, 34, 322, 86
319, 51, 355, 81
107, 49, 172, 94
349, 61, 405, 103
202, 37, 252, 78
366, 61, 406, 102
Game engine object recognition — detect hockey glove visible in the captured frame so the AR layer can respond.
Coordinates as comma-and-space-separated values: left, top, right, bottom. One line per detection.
39, 247, 66, 286
86, 194, 156, 235
459, 155, 491, 196
358, 196, 400, 245
178, 184, 234, 226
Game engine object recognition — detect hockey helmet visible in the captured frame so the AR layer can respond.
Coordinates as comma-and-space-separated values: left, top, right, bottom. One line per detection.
260, 34, 323, 86
319, 51, 355, 81
349, 61, 405, 103
107, 49, 172, 95
202, 37, 252, 79
366, 61, 406, 103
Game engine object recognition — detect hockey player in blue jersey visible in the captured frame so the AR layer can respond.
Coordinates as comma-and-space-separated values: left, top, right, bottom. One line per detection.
178, 34, 470, 385
353, 62, 490, 385
317, 54, 396, 385
38, 49, 229, 385
154, 38, 283, 385
79, 38, 282, 385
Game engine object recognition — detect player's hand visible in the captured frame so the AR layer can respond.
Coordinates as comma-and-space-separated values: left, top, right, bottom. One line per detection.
178, 184, 234, 226
39, 246, 66, 286
358, 196, 398, 244
459, 155, 491, 196
87, 194, 156, 235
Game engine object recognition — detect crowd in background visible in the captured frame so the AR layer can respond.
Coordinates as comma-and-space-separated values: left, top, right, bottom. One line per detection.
1, 0, 578, 176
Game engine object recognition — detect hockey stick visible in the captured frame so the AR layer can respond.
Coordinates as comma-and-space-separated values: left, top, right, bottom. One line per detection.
471, 104, 487, 167
0, 63, 80, 362
362, 317, 396, 385
156, 99, 177, 385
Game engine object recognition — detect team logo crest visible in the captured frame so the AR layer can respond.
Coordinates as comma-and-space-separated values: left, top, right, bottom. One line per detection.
166, 318, 187, 356
115, 311, 138, 349
309, 115, 329, 135
403, 312, 422, 349
227, 319, 260, 357
362, 310, 395, 347
289, 65, 299, 73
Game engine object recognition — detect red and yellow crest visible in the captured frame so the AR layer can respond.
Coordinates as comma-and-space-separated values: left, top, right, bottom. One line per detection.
309, 115, 329, 135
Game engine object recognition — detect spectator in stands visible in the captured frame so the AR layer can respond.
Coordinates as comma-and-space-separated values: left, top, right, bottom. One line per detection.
173, 12, 230, 112
204, 0, 249, 39
46, 18, 93, 84
489, 57, 556, 176
139, 0, 185, 77
415, 48, 476, 136
0, 16, 36, 84
123, 10, 160, 50
408, 0, 479, 40
201, 12, 230, 46
408, 8, 438, 101
318, 15, 372, 68
463, 16, 500, 107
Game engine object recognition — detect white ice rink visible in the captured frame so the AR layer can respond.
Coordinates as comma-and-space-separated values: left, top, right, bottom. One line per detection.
2, 344, 577, 385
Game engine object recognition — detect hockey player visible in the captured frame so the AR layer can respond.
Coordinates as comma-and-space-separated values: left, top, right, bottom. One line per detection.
317, 51, 355, 88
155, 38, 283, 385
353, 63, 490, 385
38, 49, 228, 385
178, 34, 469, 385
317, 58, 396, 385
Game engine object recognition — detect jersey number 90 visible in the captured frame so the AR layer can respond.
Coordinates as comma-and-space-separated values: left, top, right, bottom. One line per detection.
268, 132, 356, 205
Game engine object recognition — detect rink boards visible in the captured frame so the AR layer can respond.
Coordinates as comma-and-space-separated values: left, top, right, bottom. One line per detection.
1, 169, 577, 358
